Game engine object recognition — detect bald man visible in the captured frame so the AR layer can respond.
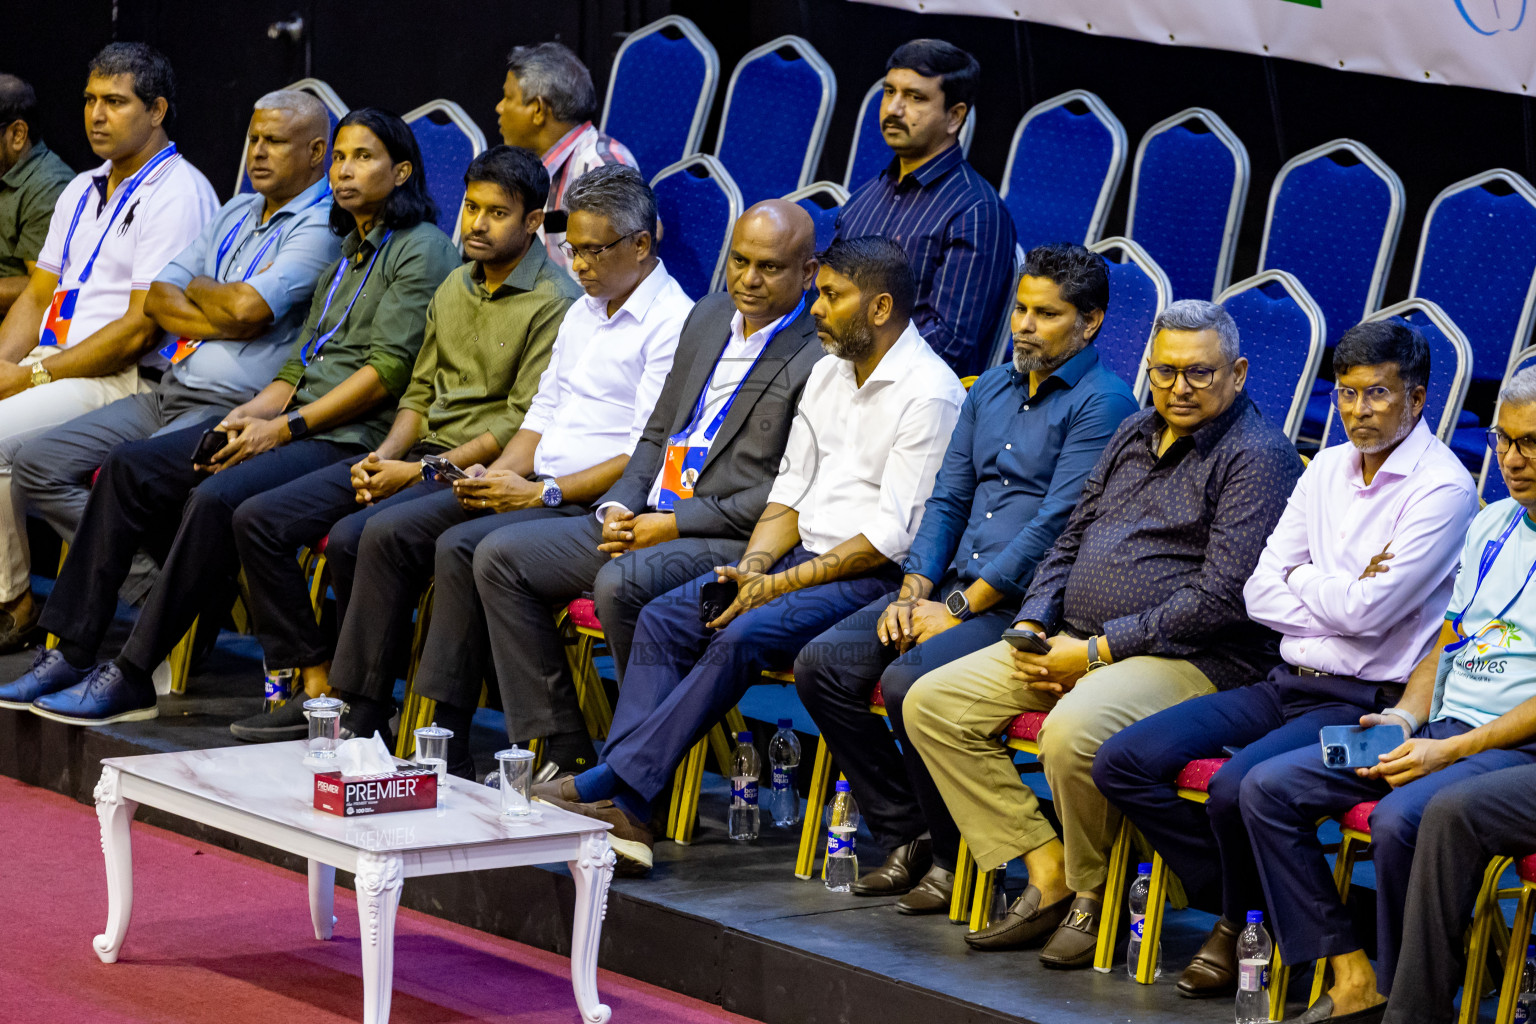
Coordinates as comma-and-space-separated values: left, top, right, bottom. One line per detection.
0, 90, 335, 651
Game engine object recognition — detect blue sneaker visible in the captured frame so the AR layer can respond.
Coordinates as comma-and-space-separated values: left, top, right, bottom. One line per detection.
30, 661, 158, 726
0, 648, 90, 710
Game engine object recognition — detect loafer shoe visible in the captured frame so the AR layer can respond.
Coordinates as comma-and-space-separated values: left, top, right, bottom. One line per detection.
896, 864, 955, 915
0, 609, 42, 655
230, 698, 311, 742
1177, 916, 1241, 998
31, 662, 157, 726
853, 837, 932, 897
1283, 995, 1386, 1024
537, 791, 654, 876
531, 774, 579, 802
964, 885, 1073, 950
0, 648, 88, 710
1039, 896, 1102, 969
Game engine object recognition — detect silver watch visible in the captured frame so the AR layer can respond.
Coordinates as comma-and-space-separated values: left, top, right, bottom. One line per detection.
539, 477, 563, 508
945, 588, 972, 621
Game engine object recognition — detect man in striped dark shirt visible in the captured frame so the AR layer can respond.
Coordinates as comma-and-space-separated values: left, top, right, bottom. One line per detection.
835, 39, 1016, 377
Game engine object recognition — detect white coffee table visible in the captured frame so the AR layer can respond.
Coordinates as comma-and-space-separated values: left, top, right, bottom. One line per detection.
91, 741, 615, 1023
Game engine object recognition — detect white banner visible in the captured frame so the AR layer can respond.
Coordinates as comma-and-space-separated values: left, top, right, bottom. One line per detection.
853, 0, 1536, 97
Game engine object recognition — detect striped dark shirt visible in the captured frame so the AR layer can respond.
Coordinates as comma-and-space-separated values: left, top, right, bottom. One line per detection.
835, 145, 1017, 376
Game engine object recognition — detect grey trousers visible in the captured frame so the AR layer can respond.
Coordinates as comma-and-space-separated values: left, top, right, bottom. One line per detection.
12, 379, 241, 604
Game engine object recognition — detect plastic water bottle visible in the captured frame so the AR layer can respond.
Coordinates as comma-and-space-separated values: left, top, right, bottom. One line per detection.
1235, 911, 1274, 1024
1126, 862, 1161, 979
262, 664, 296, 713
825, 780, 860, 892
767, 718, 802, 827
1516, 945, 1536, 1024
728, 731, 761, 841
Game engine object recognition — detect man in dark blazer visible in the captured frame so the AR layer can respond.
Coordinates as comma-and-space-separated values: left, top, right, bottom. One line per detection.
409, 200, 823, 773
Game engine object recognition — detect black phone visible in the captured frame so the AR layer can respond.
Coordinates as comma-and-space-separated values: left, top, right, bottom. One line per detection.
421, 453, 467, 482
192, 429, 227, 468
1001, 627, 1051, 655
700, 579, 739, 624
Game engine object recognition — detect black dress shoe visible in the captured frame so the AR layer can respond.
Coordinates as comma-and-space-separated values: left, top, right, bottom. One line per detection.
964, 885, 1073, 950
852, 838, 932, 897
896, 865, 955, 914
1039, 896, 1102, 969
1177, 917, 1242, 998
1283, 994, 1386, 1023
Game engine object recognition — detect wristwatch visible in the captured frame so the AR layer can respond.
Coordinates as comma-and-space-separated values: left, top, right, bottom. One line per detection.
29, 363, 50, 389
539, 477, 563, 508
945, 588, 973, 622
285, 409, 310, 440
1087, 635, 1110, 672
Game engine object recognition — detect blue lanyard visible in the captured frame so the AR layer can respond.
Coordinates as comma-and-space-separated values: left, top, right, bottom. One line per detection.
300, 229, 393, 365
216, 187, 331, 283
58, 144, 178, 286
1447, 507, 1536, 653
677, 295, 806, 443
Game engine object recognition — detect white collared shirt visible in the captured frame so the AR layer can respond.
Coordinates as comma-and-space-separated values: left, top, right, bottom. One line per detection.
767, 322, 966, 559
1243, 417, 1479, 681
525, 260, 692, 479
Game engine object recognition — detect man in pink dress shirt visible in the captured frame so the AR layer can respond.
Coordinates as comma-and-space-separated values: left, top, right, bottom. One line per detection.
1091, 318, 1478, 1006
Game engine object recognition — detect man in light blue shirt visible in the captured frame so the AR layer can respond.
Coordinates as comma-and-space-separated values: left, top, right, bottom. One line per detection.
9, 90, 337, 622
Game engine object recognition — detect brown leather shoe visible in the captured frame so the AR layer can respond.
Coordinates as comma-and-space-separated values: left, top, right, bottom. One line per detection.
531, 774, 578, 802
536, 792, 654, 876
964, 885, 1073, 950
896, 865, 955, 914
1177, 917, 1241, 998
852, 838, 932, 896
1038, 896, 1101, 969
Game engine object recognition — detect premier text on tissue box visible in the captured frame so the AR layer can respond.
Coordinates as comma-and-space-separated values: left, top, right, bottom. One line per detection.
313, 764, 438, 816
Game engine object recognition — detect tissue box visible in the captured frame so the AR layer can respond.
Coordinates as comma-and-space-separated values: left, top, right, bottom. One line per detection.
313, 765, 438, 816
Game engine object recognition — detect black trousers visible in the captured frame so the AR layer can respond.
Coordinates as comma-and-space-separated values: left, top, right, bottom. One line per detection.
413, 507, 747, 741
793, 574, 1013, 870
38, 415, 360, 671
1383, 764, 1536, 1024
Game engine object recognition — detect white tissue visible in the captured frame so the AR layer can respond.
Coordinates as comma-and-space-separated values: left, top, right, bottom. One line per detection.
336, 732, 398, 776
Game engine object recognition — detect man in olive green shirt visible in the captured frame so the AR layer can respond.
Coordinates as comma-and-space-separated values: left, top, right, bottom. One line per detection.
0, 76, 74, 315
227, 144, 578, 740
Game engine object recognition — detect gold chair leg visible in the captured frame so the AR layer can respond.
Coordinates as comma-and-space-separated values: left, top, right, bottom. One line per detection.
668, 738, 708, 845
1269, 947, 1290, 1021
795, 736, 835, 879
1095, 820, 1134, 973
1462, 857, 1515, 1024
969, 866, 997, 931
950, 837, 976, 925
1496, 888, 1536, 1024
707, 721, 735, 776
1136, 852, 1171, 984
167, 617, 197, 695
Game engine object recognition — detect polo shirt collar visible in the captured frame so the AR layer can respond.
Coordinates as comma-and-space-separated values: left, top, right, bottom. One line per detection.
263, 176, 331, 223
1, 140, 52, 190
542, 122, 595, 176
888, 142, 966, 189
1349, 415, 1435, 484
591, 258, 672, 324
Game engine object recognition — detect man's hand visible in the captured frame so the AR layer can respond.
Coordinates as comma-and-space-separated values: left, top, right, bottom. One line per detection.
1357, 734, 1457, 787
878, 597, 919, 652
598, 506, 635, 557
704, 564, 782, 630
1010, 631, 1090, 696
350, 452, 421, 505
206, 415, 289, 472
599, 509, 679, 557
452, 470, 543, 513
1359, 544, 1394, 581
0, 361, 32, 400
907, 600, 962, 647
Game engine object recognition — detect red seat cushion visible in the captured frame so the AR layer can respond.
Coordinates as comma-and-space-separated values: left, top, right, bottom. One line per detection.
1174, 757, 1229, 793
568, 598, 603, 632
1006, 712, 1047, 743
1340, 801, 1378, 835
1519, 853, 1536, 885
90, 467, 101, 487
870, 681, 886, 708
315, 534, 329, 555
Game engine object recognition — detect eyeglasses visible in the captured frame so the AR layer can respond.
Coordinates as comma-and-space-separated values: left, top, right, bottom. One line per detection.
1487, 427, 1536, 459
559, 230, 638, 264
1145, 362, 1230, 390
1333, 385, 1396, 411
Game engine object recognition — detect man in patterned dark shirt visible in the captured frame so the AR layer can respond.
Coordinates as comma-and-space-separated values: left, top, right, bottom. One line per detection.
905, 298, 1304, 968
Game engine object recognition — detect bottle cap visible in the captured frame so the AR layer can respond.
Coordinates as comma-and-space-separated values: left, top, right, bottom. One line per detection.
1247, 910, 1264, 924
835, 780, 851, 793
777, 717, 793, 729
1137, 862, 1152, 874
737, 731, 752, 742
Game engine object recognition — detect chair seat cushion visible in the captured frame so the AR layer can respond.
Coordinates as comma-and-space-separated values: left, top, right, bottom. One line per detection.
1174, 757, 1230, 793
1518, 853, 1536, 885
1006, 711, 1048, 742
870, 681, 886, 708
1340, 800, 1377, 835
568, 598, 603, 632
315, 534, 329, 556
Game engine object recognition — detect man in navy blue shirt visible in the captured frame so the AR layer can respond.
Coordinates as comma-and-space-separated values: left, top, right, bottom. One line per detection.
795, 243, 1137, 912
834, 39, 1017, 378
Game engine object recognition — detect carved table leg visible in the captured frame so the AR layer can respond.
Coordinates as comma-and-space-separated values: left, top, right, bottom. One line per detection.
308, 860, 336, 940
355, 851, 403, 1024
569, 831, 615, 1024
93, 766, 139, 964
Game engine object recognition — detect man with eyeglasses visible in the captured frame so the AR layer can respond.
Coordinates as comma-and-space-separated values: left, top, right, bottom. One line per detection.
903, 299, 1303, 968
1094, 319, 1478, 1008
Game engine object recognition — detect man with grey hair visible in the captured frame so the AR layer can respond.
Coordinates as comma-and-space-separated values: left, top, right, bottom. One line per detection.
496, 41, 637, 280
0, 74, 74, 316
905, 297, 1304, 967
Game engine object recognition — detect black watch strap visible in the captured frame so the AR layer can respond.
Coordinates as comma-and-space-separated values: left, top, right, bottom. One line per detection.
286, 409, 309, 439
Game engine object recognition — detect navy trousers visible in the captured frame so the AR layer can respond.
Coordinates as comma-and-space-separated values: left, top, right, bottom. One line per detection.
1241, 719, 1536, 992
603, 546, 902, 801
1093, 665, 1396, 922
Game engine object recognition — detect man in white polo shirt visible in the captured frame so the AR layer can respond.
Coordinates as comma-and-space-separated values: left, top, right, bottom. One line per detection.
0, 42, 216, 648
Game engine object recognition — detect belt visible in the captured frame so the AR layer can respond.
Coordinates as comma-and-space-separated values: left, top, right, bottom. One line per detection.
1292, 665, 1329, 678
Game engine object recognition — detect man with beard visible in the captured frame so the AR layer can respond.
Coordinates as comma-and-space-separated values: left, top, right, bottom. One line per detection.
1094, 318, 1477, 1003
793, 243, 1136, 913
534, 236, 966, 874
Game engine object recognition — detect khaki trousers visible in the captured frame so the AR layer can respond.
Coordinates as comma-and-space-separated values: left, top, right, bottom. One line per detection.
905, 641, 1214, 889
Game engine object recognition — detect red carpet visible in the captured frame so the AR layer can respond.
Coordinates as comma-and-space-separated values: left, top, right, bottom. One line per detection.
0, 775, 757, 1023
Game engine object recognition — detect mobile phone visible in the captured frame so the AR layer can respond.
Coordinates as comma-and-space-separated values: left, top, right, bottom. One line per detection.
191, 429, 228, 467
421, 453, 466, 482
700, 579, 739, 624
1319, 723, 1407, 770
1001, 627, 1051, 655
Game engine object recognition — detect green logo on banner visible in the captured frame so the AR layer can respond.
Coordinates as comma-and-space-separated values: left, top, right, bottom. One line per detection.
1280, 0, 1322, 6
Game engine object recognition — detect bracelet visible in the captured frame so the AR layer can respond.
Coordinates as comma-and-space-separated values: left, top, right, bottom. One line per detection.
1382, 707, 1421, 733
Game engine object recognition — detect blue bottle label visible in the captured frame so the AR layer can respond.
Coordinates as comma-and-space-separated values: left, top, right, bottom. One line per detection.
826, 829, 855, 856
1129, 913, 1145, 940
771, 767, 791, 790
731, 779, 758, 805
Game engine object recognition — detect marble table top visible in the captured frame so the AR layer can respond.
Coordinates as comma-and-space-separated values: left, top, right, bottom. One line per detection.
103, 741, 608, 853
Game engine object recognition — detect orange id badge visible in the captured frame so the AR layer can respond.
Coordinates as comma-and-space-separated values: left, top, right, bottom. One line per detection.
657, 440, 706, 511
39, 288, 79, 347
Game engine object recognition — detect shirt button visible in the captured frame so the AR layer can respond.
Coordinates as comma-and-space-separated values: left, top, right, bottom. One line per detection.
1005, 444, 1012, 450
985, 512, 993, 519
1002, 479, 1010, 486
1023, 405, 1030, 411
972, 553, 979, 559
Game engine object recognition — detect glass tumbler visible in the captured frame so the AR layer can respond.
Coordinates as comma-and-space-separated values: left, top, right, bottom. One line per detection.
302, 695, 343, 764
413, 723, 452, 791
494, 746, 536, 818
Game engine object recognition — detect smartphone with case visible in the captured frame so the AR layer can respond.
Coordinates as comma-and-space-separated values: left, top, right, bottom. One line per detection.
420, 453, 466, 482
699, 579, 739, 624
1001, 627, 1052, 655
191, 429, 227, 468
1319, 723, 1407, 770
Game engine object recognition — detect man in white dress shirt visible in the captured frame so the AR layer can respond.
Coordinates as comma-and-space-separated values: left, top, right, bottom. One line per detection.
535, 235, 967, 873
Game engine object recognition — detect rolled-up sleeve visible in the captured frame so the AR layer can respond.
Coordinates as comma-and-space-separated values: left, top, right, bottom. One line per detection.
865, 395, 962, 563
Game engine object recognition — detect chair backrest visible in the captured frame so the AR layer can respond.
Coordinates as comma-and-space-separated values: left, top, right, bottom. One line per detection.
1127, 108, 1249, 301
1089, 236, 1172, 400
404, 100, 487, 242
1319, 299, 1472, 448
845, 78, 975, 191
601, 15, 719, 177
651, 154, 743, 300
1411, 169, 1536, 385
1478, 344, 1536, 501
234, 78, 348, 196
785, 181, 849, 252
1260, 139, 1404, 348
716, 36, 836, 207
1216, 270, 1326, 441
1001, 90, 1127, 254
986, 244, 1028, 368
